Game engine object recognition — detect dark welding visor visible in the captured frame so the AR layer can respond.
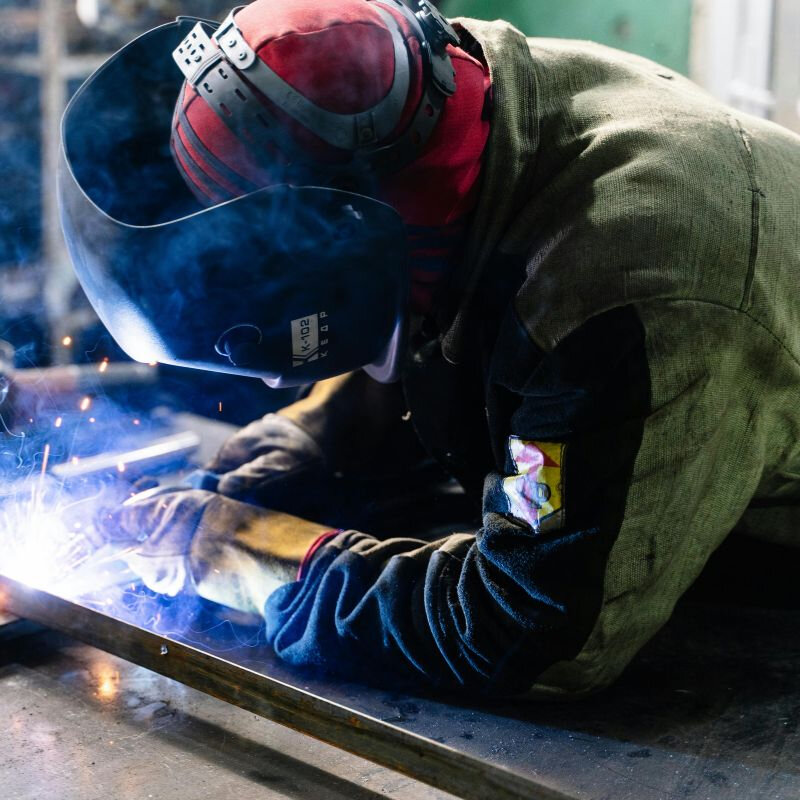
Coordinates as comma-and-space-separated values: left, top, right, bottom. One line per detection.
58, 19, 408, 387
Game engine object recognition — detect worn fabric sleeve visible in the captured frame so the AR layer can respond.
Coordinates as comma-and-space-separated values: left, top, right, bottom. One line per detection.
264, 302, 766, 693
533, 300, 780, 694
262, 305, 652, 692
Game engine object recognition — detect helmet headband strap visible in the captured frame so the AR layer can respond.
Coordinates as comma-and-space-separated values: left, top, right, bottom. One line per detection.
171, 1, 459, 175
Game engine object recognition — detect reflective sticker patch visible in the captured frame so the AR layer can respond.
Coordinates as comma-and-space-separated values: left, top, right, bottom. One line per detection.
503, 438, 565, 532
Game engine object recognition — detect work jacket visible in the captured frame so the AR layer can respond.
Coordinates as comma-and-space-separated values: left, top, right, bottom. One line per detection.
263, 18, 800, 695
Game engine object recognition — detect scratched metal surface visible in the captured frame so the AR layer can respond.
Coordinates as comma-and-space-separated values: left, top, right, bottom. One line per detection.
108, 597, 800, 800
3, 413, 799, 800
3, 590, 798, 800
0, 627, 457, 800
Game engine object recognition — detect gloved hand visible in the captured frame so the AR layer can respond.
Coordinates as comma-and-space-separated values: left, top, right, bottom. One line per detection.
205, 413, 326, 513
205, 373, 425, 526
98, 487, 328, 611
98, 487, 211, 597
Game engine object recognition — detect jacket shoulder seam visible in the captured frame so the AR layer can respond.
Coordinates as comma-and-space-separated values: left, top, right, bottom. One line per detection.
727, 116, 762, 312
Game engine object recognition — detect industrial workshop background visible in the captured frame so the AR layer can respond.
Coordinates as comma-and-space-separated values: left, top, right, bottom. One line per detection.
0, 0, 798, 418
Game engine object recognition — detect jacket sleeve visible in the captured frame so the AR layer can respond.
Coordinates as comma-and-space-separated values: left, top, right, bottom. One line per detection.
263, 302, 768, 694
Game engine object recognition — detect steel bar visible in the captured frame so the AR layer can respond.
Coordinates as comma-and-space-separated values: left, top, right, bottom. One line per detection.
40, 0, 75, 348
0, 574, 572, 800
50, 430, 200, 480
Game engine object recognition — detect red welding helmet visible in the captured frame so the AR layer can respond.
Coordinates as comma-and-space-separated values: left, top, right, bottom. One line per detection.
59, 1, 462, 388
172, 0, 461, 204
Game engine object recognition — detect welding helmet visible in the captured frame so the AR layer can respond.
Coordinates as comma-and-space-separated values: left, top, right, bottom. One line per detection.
59, 1, 460, 387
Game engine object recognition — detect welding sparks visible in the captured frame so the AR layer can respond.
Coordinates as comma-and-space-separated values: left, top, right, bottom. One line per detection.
98, 359, 109, 373
0, 478, 137, 598
61, 335, 72, 347
218, 401, 223, 413
54, 417, 63, 428
117, 463, 126, 473
0, 492, 88, 590
37, 444, 51, 503
79, 396, 91, 412
40, 444, 51, 475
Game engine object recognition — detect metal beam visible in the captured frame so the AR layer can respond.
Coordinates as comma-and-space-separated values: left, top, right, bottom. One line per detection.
39, 0, 76, 354
0, 575, 573, 800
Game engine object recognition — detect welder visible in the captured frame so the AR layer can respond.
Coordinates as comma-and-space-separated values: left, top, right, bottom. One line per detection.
60, 0, 800, 696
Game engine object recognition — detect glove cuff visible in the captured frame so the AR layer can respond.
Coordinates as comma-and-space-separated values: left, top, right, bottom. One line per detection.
297, 529, 342, 581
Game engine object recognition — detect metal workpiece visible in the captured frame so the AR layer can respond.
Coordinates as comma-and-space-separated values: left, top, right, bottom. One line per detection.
3, 541, 800, 799
0, 628, 454, 800
49, 430, 201, 481
0, 575, 569, 800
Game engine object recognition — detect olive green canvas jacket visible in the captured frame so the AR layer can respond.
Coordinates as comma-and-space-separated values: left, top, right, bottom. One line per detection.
451, 19, 800, 693
266, 19, 800, 696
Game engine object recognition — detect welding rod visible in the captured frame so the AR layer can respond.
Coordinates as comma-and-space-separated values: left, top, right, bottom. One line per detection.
50, 431, 201, 481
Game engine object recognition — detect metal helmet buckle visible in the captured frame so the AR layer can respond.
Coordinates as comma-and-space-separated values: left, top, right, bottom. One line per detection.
415, 0, 460, 53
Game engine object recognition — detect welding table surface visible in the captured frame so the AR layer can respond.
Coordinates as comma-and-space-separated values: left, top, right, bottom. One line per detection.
0, 626, 461, 800
2, 412, 799, 800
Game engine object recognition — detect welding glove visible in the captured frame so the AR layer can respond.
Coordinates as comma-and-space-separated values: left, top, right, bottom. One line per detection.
205, 413, 326, 513
97, 486, 204, 596
99, 488, 327, 611
210, 373, 424, 514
